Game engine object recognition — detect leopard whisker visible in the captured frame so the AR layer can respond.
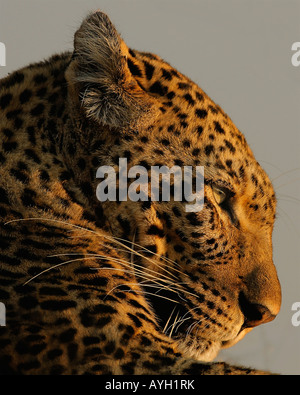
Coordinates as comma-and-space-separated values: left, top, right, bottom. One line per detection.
163, 306, 177, 334
130, 229, 136, 266
171, 306, 203, 334
23, 256, 99, 285
186, 319, 202, 337
271, 166, 300, 183
169, 311, 180, 339
47, 251, 187, 298
26, 252, 178, 300
6, 217, 188, 283
68, 226, 184, 278
105, 283, 181, 305
8, 218, 200, 309
70, 227, 181, 281
185, 316, 212, 340
49, 249, 181, 292
138, 281, 187, 301
85, 253, 185, 295
164, 310, 182, 336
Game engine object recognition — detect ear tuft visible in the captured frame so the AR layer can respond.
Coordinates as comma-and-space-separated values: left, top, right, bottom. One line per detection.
67, 11, 156, 129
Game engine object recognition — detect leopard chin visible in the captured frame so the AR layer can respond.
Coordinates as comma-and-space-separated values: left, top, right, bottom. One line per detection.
176, 335, 222, 362
175, 325, 252, 362
221, 327, 253, 349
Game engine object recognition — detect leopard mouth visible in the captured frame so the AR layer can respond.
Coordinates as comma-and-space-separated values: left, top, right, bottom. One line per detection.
143, 284, 194, 337
143, 283, 244, 361
221, 327, 253, 349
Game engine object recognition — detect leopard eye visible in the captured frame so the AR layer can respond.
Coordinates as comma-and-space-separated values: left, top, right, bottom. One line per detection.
212, 185, 227, 205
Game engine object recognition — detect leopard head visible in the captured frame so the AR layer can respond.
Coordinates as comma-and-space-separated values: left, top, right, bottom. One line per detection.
65, 11, 281, 361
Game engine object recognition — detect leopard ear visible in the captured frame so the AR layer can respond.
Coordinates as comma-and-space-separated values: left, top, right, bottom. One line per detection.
66, 11, 157, 129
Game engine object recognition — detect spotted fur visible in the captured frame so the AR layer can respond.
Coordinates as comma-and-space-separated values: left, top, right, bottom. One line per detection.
0, 11, 281, 375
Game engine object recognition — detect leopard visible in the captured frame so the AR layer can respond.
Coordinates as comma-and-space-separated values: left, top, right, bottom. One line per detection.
0, 11, 281, 375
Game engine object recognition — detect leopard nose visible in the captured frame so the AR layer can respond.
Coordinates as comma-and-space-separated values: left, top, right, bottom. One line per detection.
238, 292, 276, 329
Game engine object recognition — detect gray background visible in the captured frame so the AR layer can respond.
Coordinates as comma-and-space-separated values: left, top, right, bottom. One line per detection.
0, 0, 299, 375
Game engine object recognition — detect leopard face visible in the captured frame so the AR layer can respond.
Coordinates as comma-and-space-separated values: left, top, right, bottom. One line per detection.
65, 12, 281, 361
